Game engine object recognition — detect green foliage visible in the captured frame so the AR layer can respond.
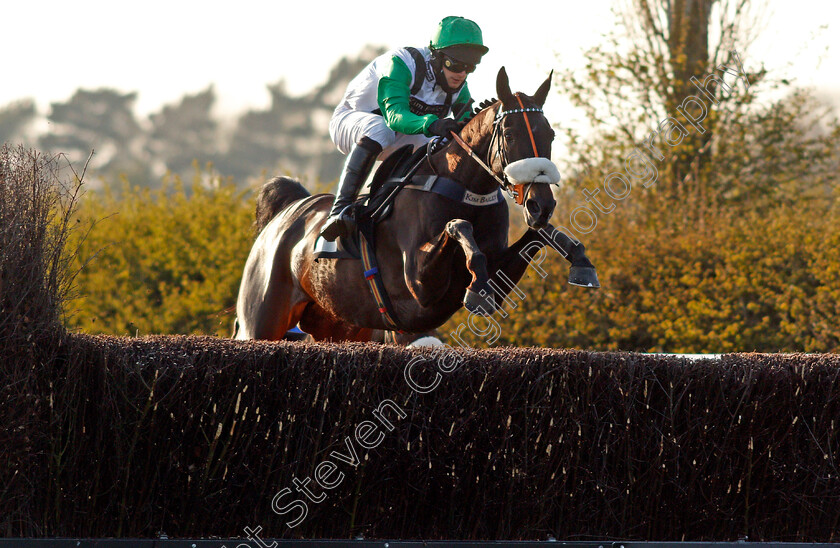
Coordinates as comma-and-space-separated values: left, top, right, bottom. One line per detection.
444, 198, 840, 353
66, 167, 254, 337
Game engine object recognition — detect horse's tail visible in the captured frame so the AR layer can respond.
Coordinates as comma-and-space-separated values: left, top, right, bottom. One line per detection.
254, 176, 311, 234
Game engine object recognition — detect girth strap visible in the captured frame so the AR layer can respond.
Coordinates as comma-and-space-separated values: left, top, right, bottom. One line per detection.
358, 218, 404, 333
354, 173, 501, 334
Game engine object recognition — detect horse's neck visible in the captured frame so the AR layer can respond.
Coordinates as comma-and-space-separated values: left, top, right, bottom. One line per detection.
426, 123, 500, 195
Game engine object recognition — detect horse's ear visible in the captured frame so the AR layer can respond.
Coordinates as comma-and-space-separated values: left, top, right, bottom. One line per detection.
533, 70, 553, 106
496, 67, 515, 106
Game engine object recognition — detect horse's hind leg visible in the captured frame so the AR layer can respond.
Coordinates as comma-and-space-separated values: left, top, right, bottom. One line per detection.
236, 282, 300, 340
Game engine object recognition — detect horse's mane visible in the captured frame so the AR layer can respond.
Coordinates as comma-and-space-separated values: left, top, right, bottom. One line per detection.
387, 97, 500, 180
461, 97, 499, 125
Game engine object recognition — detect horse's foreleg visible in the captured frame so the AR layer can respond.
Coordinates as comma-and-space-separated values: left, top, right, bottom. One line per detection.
405, 219, 494, 313
487, 224, 599, 305
545, 228, 600, 287
442, 219, 496, 314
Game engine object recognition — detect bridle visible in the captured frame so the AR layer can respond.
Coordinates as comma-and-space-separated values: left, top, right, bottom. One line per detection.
449, 93, 553, 206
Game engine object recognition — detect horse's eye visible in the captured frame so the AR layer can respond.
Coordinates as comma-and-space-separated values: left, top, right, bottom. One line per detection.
503, 129, 516, 140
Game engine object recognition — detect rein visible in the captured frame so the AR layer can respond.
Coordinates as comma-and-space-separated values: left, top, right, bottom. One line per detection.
449, 131, 507, 190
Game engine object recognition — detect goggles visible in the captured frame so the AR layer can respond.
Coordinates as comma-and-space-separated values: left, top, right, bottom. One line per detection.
442, 54, 476, 74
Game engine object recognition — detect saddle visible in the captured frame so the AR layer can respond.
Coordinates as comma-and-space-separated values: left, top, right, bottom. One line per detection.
313, 143, 426, 260
311, 140, 505, 332
313, 140, 505, 260
310, 144, 427, 332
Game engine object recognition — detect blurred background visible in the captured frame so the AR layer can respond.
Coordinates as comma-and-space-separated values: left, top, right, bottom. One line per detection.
2, 0, 838, 352
2, 0, 836, 184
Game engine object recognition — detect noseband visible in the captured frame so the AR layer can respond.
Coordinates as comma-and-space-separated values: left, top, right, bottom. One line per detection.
450, 93, 553, 206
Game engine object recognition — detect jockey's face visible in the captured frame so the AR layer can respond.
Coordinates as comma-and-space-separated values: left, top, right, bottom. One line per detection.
442, 65, 468, 90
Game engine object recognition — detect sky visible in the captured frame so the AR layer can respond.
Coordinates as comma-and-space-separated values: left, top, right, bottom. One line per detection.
1, 1, 838, 124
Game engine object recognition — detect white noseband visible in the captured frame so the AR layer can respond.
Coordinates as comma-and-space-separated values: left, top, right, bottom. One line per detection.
503, 158, 561, 184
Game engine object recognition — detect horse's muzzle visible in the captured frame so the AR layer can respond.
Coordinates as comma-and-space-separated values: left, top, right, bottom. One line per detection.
524, 193, 555, 229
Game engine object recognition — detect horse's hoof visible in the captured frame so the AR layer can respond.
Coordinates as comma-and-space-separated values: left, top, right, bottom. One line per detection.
568, 266, 600, 288
464, 288, 495, 315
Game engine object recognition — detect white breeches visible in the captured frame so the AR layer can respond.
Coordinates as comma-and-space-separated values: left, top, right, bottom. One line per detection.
329, 104, 431, 160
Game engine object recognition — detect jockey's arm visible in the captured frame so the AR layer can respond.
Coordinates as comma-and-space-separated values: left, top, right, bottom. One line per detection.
377, 56, 472, 137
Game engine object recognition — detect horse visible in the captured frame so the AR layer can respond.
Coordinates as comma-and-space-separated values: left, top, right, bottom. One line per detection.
234, 67, 598, 344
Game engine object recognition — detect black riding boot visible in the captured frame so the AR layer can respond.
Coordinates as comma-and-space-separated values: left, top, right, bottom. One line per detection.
320, 137, 382, 242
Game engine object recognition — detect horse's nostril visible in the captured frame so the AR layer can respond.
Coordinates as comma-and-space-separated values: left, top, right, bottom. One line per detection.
526, 200, 540, 215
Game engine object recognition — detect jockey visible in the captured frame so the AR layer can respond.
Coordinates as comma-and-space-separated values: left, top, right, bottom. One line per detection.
320, 15, 489, 241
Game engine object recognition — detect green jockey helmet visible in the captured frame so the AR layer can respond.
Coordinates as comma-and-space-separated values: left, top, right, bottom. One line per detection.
430, 16, 489, 65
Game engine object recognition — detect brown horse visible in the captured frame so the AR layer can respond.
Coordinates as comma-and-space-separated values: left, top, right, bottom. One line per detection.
234, 67, 598, 344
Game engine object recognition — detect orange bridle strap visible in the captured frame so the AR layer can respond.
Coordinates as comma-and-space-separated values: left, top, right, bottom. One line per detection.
515, 93, 540, 157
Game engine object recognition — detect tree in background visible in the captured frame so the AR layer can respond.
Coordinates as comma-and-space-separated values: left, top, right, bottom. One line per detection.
217, 80, 318, 185
145, 86, 219, 178
0, 47, 385, 191
218, 46, 385, 188
559, 0, 773, 211
308, 46, 387, 183
39, 89, 149, 181
0, 100, 36, 146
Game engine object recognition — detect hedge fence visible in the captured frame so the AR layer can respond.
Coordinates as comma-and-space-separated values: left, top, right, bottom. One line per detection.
2, 145, 839, 541
2, 335, 840, 541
